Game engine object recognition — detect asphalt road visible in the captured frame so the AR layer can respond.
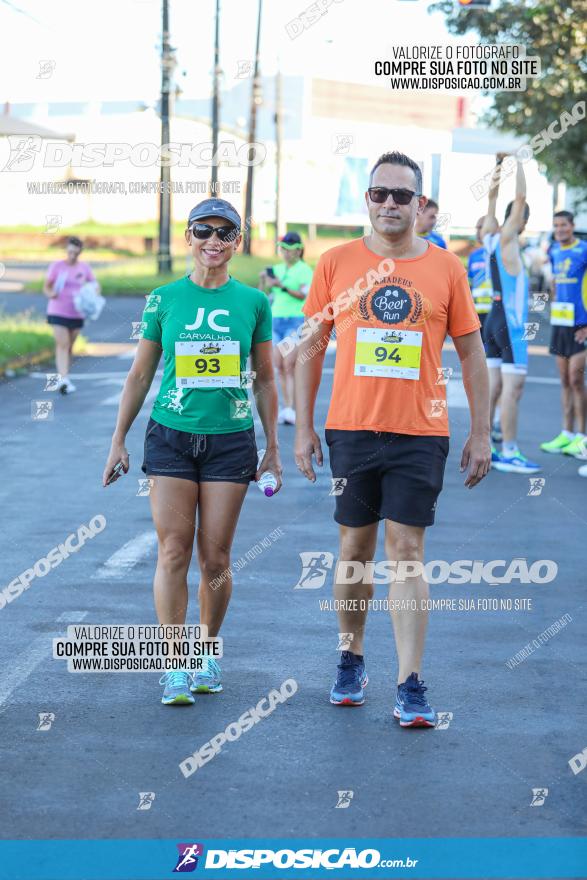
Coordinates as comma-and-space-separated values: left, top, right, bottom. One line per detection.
0, 285, 585, 851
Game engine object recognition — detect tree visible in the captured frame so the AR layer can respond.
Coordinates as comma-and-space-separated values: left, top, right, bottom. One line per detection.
431, 0, 587, 204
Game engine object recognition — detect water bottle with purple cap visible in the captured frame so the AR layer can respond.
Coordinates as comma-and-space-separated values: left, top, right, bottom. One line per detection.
256, 448, 278, 497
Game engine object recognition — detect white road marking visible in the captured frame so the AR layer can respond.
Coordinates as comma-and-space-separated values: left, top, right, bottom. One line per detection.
0, 611, 88, 707
450, 371, 560, 386
321, 368, 561, 386
100, 386, 159, 406
526, 376, 560, 385
29, 368, 562, 388
447, 381, 468, 408
92, 531, 158, 580
57, 611, 89, 623
30, 371, 155, 381
0, 638, 53, 707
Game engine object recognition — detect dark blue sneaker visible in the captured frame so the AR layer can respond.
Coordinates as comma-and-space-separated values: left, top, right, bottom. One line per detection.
330, 651, 368, 706
393, 672, 435, 727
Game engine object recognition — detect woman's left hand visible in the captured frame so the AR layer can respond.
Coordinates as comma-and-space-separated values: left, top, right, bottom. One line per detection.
256, 445, 283, 494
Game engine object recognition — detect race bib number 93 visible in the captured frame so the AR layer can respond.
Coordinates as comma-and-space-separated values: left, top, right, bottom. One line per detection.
175, 340, 240, 388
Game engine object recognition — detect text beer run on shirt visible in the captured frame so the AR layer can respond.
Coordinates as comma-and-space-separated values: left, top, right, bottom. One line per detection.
140, 275, 273, 434
302, 238, 480, 436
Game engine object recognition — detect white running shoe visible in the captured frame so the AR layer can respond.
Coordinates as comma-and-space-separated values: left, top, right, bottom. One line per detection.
578, 464, 587, 478
283, 406, 296, 425
278, 407, 287, 425
59, 378, 77, 394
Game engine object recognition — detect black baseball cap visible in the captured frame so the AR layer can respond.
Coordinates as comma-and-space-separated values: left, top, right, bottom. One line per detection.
187, 198, 241, 229
279, 231, 302, 248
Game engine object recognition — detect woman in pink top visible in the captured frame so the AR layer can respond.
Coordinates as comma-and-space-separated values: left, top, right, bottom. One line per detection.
43, 236, 99, 394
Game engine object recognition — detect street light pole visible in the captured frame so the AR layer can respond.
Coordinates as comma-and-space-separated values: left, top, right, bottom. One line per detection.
243, 0, 262, 255
210, 0, 220, 195
274, 60, 282, 251
157, 0, 173, 274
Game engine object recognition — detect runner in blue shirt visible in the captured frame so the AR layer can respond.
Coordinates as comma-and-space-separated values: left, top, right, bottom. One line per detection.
468, 216, 503, 444
415, 198, 448, 249
467, 216, 493, 335
481, 153, 540, 475
540, 211, 587, 459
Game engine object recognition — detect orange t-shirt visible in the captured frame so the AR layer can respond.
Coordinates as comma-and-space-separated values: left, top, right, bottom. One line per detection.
302, 238, 480, 436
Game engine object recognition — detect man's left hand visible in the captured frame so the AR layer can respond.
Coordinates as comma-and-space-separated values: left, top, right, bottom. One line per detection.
460, 433, 492, 488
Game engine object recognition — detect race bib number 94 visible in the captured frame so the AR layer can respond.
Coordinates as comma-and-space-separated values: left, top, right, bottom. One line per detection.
175, 340, 240, 388
354, 327, 422, 380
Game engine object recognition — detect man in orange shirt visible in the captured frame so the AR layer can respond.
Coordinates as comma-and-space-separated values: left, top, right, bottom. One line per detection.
294, 151, 491, 727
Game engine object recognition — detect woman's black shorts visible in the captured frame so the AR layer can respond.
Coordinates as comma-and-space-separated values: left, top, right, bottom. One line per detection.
142, 417, 257, 484
47, 315, 84, 329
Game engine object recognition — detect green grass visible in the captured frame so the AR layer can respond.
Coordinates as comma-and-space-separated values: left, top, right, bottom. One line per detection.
20, 234, 468, 297
0, 221, 183, 238
0, 221, 361, 239
0, 221, 358, 263
0, 248, 133, 262
26, 250, 465, 296
44, 254, 311, 296
0, 310, 87, 368
0, 312, 51, 368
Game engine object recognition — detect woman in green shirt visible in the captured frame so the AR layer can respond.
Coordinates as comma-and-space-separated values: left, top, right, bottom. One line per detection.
259, 232, 313, 425
103, 198, 282, 706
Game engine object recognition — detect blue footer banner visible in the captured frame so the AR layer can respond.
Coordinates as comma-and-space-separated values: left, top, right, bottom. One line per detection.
0, 838, 586, 879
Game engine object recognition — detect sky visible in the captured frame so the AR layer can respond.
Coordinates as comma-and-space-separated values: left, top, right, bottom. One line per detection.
0, 0, 486, 110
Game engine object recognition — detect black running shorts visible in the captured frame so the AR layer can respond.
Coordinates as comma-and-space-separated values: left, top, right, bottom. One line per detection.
549, 325, 587, 359
47, 315, 84, 329
325, 429, 449, 528
142, 417, 257, 484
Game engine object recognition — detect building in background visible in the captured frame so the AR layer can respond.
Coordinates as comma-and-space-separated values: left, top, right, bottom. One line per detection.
2, 77, 582, 239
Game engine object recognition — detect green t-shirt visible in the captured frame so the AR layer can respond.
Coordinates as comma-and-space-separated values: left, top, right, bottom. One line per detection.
141, 274, 273, 434
270, 260, 313, 318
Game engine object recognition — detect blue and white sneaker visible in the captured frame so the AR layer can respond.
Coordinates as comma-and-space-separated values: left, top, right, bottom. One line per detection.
394, 672, 435, 728
492, 451, 541, 474
159, 670, 195, 705
191, 657, 223, 693
330, 650, 368, 706
491, 445, 501, 464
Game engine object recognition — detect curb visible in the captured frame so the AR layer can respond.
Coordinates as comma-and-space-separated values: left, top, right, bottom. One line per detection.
0, 347, 54, 378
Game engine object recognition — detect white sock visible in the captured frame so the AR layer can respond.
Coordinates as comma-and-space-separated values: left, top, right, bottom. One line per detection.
503, 441, 519, 457
562, 430, 574, 439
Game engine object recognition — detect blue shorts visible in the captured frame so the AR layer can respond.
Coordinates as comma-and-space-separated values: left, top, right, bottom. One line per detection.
272, 316, 304, 346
